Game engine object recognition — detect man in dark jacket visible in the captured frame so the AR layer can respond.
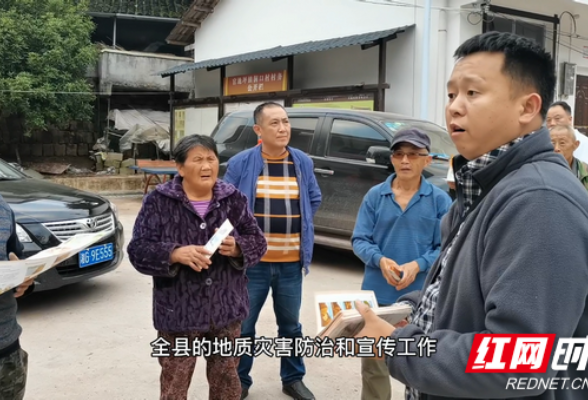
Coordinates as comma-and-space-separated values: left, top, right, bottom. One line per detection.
355, 32, 588, 400
0, 197, 34, 400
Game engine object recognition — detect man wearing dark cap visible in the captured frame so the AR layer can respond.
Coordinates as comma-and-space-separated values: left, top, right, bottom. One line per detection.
351, 128, 452, 400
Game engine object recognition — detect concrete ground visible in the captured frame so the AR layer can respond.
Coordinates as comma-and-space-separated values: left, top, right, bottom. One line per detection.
16, 196, 406, 400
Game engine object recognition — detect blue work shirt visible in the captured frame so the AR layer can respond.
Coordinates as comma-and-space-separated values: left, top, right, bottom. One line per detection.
351, 173, 452, 305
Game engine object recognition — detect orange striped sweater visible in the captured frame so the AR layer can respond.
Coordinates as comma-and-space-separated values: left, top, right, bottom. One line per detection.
254, 151, 301, 262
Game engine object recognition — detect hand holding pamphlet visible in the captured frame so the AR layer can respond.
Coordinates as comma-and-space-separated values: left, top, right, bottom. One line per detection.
315, 290, 412, 339
204, 219, 234, 258
0, 231, 111, 296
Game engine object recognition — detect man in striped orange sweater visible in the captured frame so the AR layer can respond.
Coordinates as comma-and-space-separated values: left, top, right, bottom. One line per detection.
224, 102, 322, 400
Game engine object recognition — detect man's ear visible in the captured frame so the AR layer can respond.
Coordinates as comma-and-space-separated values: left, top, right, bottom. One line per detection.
519, 93, 542, 125
253, 124, 262, 136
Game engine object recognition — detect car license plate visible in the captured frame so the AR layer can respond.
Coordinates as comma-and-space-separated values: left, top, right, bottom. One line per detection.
79, 243, 114, 268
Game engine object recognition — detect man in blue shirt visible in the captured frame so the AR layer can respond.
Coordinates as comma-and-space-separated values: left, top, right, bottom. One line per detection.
351, 128, 452, 400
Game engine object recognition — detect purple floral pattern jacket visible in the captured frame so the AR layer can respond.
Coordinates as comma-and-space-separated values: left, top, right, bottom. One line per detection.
127, 176, 267, 333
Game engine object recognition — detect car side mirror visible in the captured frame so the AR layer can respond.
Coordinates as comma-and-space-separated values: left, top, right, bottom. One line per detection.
366, 146, 392, 167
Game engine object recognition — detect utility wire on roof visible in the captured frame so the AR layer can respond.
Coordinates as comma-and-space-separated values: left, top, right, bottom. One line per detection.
0, 90, 178, 95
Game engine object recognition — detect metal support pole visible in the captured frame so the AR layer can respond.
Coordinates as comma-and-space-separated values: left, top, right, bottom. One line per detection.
219, 66, 226, 121
378, 40, 387, 111
169, 75, 176, 159
420, 0, 432, 120
105, 97, 110, 141
552, 17, 558, 70
287, 56, 294, 90
112, 16, 117, 48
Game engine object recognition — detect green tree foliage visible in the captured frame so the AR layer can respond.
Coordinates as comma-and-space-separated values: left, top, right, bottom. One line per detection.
0, 0, 97, 133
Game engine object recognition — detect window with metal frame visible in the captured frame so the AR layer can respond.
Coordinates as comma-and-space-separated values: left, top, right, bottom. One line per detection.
289, 117, 318, 153
327, 119, 388, 161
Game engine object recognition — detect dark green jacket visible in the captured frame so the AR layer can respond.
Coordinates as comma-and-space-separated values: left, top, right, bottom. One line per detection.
575, 158, 588, 190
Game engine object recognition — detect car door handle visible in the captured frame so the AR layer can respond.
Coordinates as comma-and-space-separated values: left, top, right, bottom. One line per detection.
314, 168, 334, 176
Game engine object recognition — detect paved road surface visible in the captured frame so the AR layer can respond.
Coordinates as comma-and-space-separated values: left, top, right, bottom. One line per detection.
16, 196, 406, 399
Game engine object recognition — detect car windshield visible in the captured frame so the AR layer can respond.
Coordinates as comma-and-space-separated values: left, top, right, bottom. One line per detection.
382, 120, 458, 158
0, 160, 25, 180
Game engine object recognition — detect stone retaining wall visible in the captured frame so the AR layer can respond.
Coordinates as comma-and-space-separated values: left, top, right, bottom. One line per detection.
0, 118, 97, 159
47, 175, 145, 194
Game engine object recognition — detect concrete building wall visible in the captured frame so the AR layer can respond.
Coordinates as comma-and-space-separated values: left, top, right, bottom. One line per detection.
186, 0, 458, 125
186, 0, 588, 128
98, 50, 193, 93
190, 0, 417, 62
445, 0, 588, 124
186, 0, 588, 129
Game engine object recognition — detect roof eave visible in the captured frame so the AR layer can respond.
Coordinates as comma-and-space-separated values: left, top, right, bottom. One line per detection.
165, 0, 220, 46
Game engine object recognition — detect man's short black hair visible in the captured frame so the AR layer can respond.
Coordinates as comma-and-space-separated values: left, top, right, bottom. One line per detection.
454, 31, 555, 120
550, 101, 572, 115
253, 102, 285, 125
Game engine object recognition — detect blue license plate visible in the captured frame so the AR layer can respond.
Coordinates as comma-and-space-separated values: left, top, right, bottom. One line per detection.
79, 243, 114, 268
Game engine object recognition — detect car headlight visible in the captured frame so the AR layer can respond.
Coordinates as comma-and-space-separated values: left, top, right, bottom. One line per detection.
109, 201, 119, 219
16, 224, 32, 243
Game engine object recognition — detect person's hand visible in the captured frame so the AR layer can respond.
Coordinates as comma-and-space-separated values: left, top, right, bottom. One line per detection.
395, 261, 420, 291
379, 257, 401, 286
355, 300, 396, 359
217, 229, 242, 258
10, 253, 34, 298
170, 246, 212, 272
394, 319, 409, 328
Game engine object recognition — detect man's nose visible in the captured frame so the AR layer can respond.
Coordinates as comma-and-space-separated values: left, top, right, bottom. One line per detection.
447, 96, 464, 116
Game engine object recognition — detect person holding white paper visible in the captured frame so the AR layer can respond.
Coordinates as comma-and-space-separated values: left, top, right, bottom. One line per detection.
127, 135, 267, 400
0, 198, 34, 400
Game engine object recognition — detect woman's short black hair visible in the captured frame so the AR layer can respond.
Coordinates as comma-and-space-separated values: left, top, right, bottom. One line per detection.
172, 134, 219, 164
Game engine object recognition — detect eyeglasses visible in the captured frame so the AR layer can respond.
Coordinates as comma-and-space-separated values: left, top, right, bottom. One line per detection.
391, 151, 429, 160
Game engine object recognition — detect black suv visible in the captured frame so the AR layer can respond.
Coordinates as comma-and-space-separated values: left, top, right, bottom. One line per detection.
0, 160, 124, 292
211, 107, 457, 250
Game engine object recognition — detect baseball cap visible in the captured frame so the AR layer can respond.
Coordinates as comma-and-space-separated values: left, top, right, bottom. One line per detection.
390, 128, 431, 152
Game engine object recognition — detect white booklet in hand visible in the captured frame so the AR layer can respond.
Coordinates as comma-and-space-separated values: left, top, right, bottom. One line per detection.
203, 219, 234, 258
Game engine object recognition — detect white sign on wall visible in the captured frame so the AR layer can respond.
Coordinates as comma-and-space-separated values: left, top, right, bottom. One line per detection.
176, 106, 219, 138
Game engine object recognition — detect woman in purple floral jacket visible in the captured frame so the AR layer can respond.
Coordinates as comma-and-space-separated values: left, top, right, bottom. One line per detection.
127, 135, 267, 400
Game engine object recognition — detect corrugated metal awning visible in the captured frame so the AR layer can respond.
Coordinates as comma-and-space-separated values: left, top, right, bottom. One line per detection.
159, 24, 414, 77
